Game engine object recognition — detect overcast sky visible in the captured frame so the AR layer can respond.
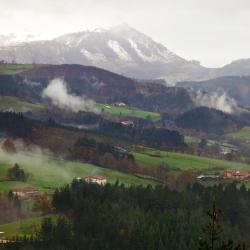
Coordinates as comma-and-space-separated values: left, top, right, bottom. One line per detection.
1, 0, 250, 67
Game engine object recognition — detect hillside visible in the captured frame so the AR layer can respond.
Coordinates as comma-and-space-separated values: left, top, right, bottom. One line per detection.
0, 150, 157, 193
0, 96, 44, 112
19, 64, 195, 112
177, 76, 250, 108
175, 107, 242, 134
134, 147, 250, 173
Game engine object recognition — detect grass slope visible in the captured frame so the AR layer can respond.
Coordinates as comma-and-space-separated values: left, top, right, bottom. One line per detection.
0, 150, 157, 192
0, 96, 44, 112
134, 148, 250, 173
0, 64, 39, 75
184, 135, 237, 150
0, 215, 58, 238
229, 127, 250, 140
96, 103, 161, 121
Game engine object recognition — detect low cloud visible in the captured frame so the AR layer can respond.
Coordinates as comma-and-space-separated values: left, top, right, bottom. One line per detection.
42, 78, 99, 113
191, 90, 238, 113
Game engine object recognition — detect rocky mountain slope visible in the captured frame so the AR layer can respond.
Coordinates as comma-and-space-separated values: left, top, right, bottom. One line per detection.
1, 25, 250, 83
0, 25, 207, 81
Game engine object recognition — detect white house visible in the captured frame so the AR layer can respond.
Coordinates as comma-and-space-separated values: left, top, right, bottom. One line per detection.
84, 175, 107, 185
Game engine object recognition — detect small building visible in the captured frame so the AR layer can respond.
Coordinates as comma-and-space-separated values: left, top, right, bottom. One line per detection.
197, 174, 219, 181
223, 169, 249, 180
12, 187, 40, 198
114, 102, 126, 107
114, 146, 128, 153
84, 175, 107, 185
121, 120, 134, 127
220, 147, 231, 155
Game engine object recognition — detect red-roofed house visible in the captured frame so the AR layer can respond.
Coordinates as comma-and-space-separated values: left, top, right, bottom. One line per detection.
224, 169, 249, 180
12, 187, 40, 198
84, 175, 107, 185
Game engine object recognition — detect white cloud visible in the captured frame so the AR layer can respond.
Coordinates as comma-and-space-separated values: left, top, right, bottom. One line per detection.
192, 90, 238, 113
42, 78, 99, 113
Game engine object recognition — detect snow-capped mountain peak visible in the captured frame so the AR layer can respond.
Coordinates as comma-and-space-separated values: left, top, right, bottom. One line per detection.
0, 25, 204, 80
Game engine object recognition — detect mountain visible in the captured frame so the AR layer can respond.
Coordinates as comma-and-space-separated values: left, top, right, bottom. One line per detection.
0, 25, 207, 81
177, 76, 250, 108
215, 59, 250, 77
1, 25, 250, 83
0, 33, 39, 47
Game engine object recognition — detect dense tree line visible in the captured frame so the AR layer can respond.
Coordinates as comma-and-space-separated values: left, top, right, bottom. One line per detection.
3, 182, 250, 250
7, 163, 28, 182
72, 137, 134, 163
0, 75, 41, 100
175, 107, 242, 134
70, 137, 170, 181
0, 112, 34, 138
99, 121, 186, 149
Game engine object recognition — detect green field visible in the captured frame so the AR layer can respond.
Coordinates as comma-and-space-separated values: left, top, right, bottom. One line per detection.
0, 150, 157, 192
96, 103, 161, 121
184, 135, 237, 150
184, 135, 200, 144
0, 64, 39, 75
134, 148, 250, 173
0, 215, 58, 238
229, 127, 250, 140
0, 96, 44, 112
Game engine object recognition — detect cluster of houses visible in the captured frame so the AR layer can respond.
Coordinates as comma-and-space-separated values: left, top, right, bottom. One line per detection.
11, 187, 41, 199
197, 168, 250, 181
11, 175, 108, 200
223, 169, 249, 180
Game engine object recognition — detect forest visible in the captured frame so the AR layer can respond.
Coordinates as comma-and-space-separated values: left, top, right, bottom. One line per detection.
99, 121, 186, 148
2, 181, 249, 250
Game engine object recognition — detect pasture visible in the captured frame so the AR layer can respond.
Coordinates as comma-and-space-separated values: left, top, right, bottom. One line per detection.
96, 103, 161, 121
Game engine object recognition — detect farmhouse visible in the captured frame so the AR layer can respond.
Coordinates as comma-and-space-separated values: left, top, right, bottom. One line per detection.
196, 174, 219, 181
12, 187, 40, 198
113, 102, 126, 107
84, 175, 107, 185
121, 120, 134, 126
220, 147, 231, 155
223, 169, 249, 180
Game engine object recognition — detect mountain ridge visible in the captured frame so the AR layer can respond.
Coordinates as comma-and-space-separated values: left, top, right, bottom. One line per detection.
0, 24, 250, 82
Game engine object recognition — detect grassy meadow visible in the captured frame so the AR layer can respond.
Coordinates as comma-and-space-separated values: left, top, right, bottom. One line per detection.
0, 215, 58, 238
0, 64, 39, 75
0, 96, 44, 112
134, 148, 250, 173
0, 150, 157, 193
96, 103, 161, 121
184, 135, 238, 150
228, 127, 250, 140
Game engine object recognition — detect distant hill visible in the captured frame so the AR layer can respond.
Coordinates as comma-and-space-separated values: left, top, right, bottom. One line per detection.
0, 64, 195, 113
175, 107, 242, 134
177, 76, 250, 108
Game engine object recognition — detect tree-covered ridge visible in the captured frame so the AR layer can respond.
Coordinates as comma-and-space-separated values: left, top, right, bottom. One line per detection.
99, 121, 186, 149
3, 182, 250, 249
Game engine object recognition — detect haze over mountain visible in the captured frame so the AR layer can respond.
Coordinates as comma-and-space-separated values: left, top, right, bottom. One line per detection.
0, 24, 250, 82
177, 76, 250, 109
0, 33, 41, 47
